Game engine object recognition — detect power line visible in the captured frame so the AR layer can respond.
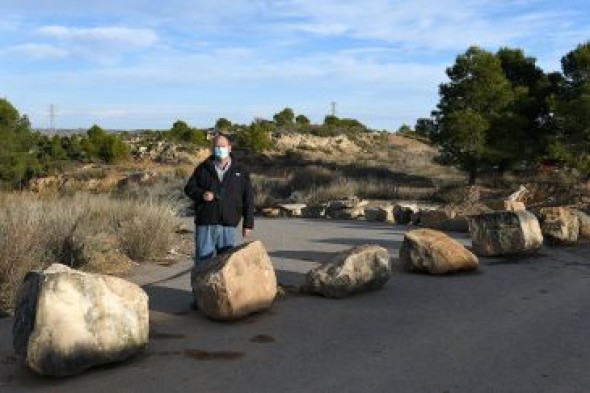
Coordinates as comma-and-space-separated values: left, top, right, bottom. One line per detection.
48, 104, 58, 132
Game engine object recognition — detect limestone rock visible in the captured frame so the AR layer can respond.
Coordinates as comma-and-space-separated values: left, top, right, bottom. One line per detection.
572, 209, 590, 241
507, 185, 529, 202
305, 245, 391, 298
365, 206, 394, 222
468, 211, 543, 256
537, 207, 580, 245
28, 175, 61, 193
393, 205, 415, 224
191, 240, 277, 321
277, 203, 307, 217
484, 199, 526, 212
327, 197, 367, 210
116, 171, 157, 189
410, 211, 421, 225
420, 209, 469, 232
400, 229, 478, 274
330, 207, 364, 220
261, 207, 281, 218
302, 205, 326, 218
419, 209, 451, 229
13, 264, 149, 377
324, 197, 368, 220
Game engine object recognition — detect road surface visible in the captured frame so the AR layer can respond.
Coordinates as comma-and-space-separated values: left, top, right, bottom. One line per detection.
1, 218, 590, 393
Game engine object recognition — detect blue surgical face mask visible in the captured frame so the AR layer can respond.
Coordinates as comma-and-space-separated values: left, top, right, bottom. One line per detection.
214, 146, 230, 159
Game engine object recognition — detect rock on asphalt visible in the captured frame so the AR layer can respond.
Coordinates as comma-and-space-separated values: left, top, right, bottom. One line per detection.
1, 218, 589, 392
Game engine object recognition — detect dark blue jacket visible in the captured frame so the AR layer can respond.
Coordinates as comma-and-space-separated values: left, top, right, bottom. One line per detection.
184, 155, 254, 229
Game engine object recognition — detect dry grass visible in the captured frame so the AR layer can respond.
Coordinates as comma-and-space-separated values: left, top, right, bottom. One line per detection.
0, 192, 181, 314
250, 163, 447, 207
115, 171, 190, 214
296, 177, 438, 205
244, 132, 466, 207
0, 198, 46, 314
119, 199, 178, 261
250, 174, 291, 208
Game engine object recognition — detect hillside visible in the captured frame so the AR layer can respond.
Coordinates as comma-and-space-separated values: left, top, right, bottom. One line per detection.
26, 132, 463, 204
23, 130, 590, 211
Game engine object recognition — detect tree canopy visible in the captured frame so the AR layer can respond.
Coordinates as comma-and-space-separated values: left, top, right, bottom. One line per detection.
425, 41, 590, 182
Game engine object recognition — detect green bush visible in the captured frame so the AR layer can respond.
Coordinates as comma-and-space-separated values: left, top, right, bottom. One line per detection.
82, 124, 130, 163
235, 122, 273, 152
168, 120, 207, 145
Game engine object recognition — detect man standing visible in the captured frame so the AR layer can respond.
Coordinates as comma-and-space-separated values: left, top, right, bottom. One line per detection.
184, 133, 254, 263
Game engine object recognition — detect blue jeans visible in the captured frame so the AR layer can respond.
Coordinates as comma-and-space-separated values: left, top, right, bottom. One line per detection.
194, 225, 237, 264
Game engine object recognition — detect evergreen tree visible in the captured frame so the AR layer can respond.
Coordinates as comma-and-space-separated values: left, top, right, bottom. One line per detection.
432, 46, 514, 183
552, 41, 590, 174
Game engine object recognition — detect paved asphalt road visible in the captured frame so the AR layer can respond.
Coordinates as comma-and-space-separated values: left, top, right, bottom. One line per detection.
1, 218, 590, 393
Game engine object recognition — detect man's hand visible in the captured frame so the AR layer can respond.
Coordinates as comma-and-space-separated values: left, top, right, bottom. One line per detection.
203, 191, 214, 202
242, 228, 252, 238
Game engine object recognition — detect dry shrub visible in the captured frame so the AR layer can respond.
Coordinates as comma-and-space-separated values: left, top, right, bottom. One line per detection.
0, 200, 46, 314
115, 172, 189, 214
250, 174, 291, 208
288, 166, 333, 191
0, 192, 180, 314
70, 167, 109, 181
74, 233, 133, 275
297, 177, 437, 205
119, 199, 179, 261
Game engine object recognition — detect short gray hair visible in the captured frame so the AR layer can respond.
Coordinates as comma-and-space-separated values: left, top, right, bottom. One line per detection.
212, 132, 231, 145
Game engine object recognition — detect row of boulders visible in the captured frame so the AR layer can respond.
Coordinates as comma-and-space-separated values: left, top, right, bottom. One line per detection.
262, 196, 526, 231
262, 196, 590, 246
263, 197, 371, 220
12, 240, 392, 377
12, 206, 589, 377
468, 207, 590, 254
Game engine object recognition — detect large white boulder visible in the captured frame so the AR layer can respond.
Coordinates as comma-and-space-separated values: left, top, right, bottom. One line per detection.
305, 245, 391, 298
400, 229, 478, 274
191, 240, 277, 321
468, 211, 543, 256
13, 264, 149, 377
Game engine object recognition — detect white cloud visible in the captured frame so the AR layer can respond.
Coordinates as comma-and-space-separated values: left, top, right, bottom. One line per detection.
0, 43, 69, 60
267, 0, 585, 52
12, 25, 160, 63
36, 25, 158, 47
2, 0, 589, 129
63, 44, 444, 92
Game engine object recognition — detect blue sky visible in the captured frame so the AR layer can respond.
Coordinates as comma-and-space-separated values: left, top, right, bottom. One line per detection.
1, 0, 589, 131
